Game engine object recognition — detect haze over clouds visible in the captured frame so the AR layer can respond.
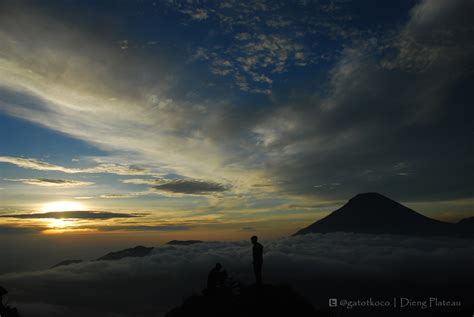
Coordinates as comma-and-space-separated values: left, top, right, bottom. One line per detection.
1, 233, 473, 317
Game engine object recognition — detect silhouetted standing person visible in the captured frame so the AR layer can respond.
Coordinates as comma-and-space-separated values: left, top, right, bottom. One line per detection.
251, 235, 263, 285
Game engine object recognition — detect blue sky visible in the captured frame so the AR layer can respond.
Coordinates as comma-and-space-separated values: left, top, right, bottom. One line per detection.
0, 0, 473, 240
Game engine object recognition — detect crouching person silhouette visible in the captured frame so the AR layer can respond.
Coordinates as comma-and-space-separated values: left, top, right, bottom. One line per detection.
251, 235, 263, 285
207, 262, 228, 294
0, 285, 21, 317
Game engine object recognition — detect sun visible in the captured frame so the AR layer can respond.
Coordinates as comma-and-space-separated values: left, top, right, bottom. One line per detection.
41, 201, 86, 213
47, 219, 70, 228
43, 218, 85, 234
39, 201, 90, 234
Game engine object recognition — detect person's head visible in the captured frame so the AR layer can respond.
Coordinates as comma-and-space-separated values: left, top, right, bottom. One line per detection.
215, 262, 222, 270
251, 235, 258, 244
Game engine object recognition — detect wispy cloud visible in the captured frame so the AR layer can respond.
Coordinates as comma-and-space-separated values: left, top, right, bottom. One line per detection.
0, 7, 232, 185
181, 8, 209, 20
97, 225, 190, 231
5, 178, 94, 187
121, 178, 166, 185
0, 156, 148, 176
99, 194, 141, 199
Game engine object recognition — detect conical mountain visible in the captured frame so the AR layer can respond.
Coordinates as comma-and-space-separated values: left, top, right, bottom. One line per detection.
293, 193, 456, 236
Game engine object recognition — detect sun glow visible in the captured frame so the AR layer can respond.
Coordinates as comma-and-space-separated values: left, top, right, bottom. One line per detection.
38, 202, 93, 234
41, 201, 86, 213
40, 216, 79, 234
47, 219, 71, 228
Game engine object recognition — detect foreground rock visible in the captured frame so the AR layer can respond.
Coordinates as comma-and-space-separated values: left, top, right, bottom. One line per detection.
165, 284, 328, 317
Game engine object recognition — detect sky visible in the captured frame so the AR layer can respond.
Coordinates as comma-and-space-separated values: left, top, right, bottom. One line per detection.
0, 0, 473, 255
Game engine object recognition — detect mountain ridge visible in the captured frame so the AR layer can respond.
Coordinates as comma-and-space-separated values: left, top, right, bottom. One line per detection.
52, 240, 207, 268
294, 192, 473, 238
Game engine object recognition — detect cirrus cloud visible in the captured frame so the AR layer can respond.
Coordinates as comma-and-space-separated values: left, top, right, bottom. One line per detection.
0, 156, 148, 176
5, 178, 94, 187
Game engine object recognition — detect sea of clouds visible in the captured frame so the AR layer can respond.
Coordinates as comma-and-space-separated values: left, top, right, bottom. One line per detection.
1, 233, 473, 316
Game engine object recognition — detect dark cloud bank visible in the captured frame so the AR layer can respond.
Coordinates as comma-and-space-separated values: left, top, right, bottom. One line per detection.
1, 233, 472, 317
152, 179, 229, 195
0, 211, 141, 220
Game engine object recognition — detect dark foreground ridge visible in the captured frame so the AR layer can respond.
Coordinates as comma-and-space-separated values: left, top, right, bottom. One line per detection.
294, 192, 474, 238
52, 241, 204, 268
165, 283, 328, 317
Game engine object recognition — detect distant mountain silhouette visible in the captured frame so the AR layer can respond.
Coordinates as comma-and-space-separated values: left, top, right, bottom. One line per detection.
166, 240, 203, 246
165, 284, 328, 317
457, 216, 474, 225
52, 246, 154, 268
96, 245, 153, 261
456, 216, 474, 235
294, 193, 473, 238
51, 259, 83, 268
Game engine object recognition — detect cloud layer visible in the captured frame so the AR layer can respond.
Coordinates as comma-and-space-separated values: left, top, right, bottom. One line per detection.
1, 233, 472, 317
0, 211, 141, 220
